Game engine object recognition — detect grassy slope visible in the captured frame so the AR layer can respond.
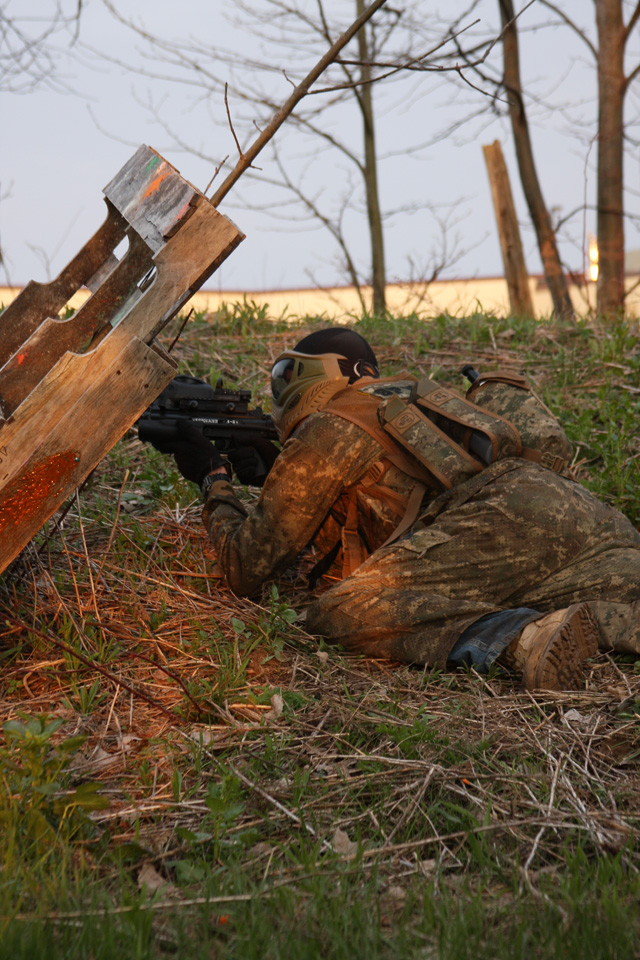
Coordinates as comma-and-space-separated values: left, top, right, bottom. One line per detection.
1, 305, 639, 959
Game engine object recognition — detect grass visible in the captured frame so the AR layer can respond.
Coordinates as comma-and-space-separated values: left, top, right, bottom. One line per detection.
0, 303, 639, 958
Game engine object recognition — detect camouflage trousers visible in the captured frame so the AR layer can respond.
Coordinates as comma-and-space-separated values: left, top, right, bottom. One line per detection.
306, 460, 640, 666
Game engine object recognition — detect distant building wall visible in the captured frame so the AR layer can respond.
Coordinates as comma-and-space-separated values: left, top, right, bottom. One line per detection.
2, 275, 639, 321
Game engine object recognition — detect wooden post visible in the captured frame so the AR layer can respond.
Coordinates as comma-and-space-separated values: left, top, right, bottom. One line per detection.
482, 140, 534, 317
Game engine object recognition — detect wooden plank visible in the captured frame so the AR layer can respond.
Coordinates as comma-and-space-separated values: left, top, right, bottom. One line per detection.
0, 332, 176, 488
0, 205, 241, 472
103, 145, 201, 253
0, 337, 177, 573
93, 198, 244, 348
0, 202, 127, 367
0, 159, 243, 419
0, 231, 154, 416
482, 140, 534, 317
0, 146, 200, 377
0, 145, 244, 570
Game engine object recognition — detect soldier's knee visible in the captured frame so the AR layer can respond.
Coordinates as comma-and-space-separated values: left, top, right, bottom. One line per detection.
306, 592, 343, 641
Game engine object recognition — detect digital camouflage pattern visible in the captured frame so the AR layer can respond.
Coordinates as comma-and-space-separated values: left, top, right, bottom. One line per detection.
588, 600, 640, 655
467, 375, 573, 464
203, 376, 640, 666
305, 459, 640, 665
203, 406, 420, 595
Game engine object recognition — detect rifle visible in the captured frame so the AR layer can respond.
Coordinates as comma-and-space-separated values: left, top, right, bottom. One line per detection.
137, 375, 278, 451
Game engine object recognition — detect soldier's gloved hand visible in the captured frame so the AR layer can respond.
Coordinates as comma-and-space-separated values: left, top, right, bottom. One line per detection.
226, 434, 280, 487
152, 421, 229, 486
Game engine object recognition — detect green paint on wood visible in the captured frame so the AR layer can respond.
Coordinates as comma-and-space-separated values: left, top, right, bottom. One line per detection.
144, 155, 161, 173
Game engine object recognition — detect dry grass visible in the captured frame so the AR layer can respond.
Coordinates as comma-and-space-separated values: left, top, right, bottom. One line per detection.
4, 510, 640, 895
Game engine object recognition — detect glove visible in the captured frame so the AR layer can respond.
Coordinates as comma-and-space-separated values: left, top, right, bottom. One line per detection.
151, 420, 228, 486
226, 434, 280, 486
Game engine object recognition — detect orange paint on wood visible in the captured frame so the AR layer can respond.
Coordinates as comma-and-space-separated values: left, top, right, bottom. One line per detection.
143, 168, 170, 200
173, 201, 191, 223
0, 450, 78, 534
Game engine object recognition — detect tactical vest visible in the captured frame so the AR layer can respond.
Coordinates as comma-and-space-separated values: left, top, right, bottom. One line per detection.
320, 370, 573, 578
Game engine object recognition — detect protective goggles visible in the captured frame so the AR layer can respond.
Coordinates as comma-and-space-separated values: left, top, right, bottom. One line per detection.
271, 356, 298, 403
271, 352, 378, 402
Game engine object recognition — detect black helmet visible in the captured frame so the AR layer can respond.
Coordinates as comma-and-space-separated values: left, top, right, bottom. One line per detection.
293, 328, 379, 382
270, 327, 379, 441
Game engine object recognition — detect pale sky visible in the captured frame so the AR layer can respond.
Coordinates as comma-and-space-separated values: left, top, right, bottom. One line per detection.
2, 0, 639, 295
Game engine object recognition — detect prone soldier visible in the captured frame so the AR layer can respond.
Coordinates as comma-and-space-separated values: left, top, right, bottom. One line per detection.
150, 327, 640, 691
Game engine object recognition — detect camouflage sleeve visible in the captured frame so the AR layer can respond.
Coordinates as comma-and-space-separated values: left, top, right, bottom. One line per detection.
202, 414, 379, 596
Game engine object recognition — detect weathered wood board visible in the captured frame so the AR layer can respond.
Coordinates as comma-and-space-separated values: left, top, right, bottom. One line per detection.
0, 339, 177, 568
0, 145, 244, 573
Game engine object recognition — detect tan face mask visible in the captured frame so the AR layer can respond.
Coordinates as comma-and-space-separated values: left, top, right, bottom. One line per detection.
270, 351, 350, 442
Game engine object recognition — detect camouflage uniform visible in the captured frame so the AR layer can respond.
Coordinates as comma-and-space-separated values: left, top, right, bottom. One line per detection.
203, 379, 640, 666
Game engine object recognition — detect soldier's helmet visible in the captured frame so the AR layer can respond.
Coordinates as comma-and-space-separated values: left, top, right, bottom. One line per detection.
270, 328, 379, 442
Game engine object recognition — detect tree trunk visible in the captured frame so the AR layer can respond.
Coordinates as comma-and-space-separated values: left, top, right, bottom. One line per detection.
595, 0, 626, 317
356, 0, 386, 315
499, 0, 575, 320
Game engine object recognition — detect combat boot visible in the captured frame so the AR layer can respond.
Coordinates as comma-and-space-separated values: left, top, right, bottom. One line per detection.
500, 603, 599, 691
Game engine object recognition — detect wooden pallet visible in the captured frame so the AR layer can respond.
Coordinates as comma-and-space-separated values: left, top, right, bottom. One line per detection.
0, 145, 244, 573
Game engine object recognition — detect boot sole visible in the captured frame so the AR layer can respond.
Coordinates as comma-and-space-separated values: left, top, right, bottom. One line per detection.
522, 603, 600, 692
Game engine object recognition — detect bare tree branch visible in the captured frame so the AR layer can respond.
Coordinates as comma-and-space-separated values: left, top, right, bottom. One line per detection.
311, 17, 482, 92
536, 1, 597, 59
626, 61, 640, 89
0, 1, 84, 92
268, 149, 366, 308
210, 0, 390, 206
224, 82, 246, 161
624, 1, 640, 44
92, 1, 515, 305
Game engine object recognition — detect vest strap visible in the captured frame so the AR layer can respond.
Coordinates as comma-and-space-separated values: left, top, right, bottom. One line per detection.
323, 380, 437, 486
380, 393, 482, 490
321, 376, 568, 583
340, 459, 388, 578
465, 369, 528, 397
379, 482, 428, 549
341, 492, 364, 578
520, 446, 568, 473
